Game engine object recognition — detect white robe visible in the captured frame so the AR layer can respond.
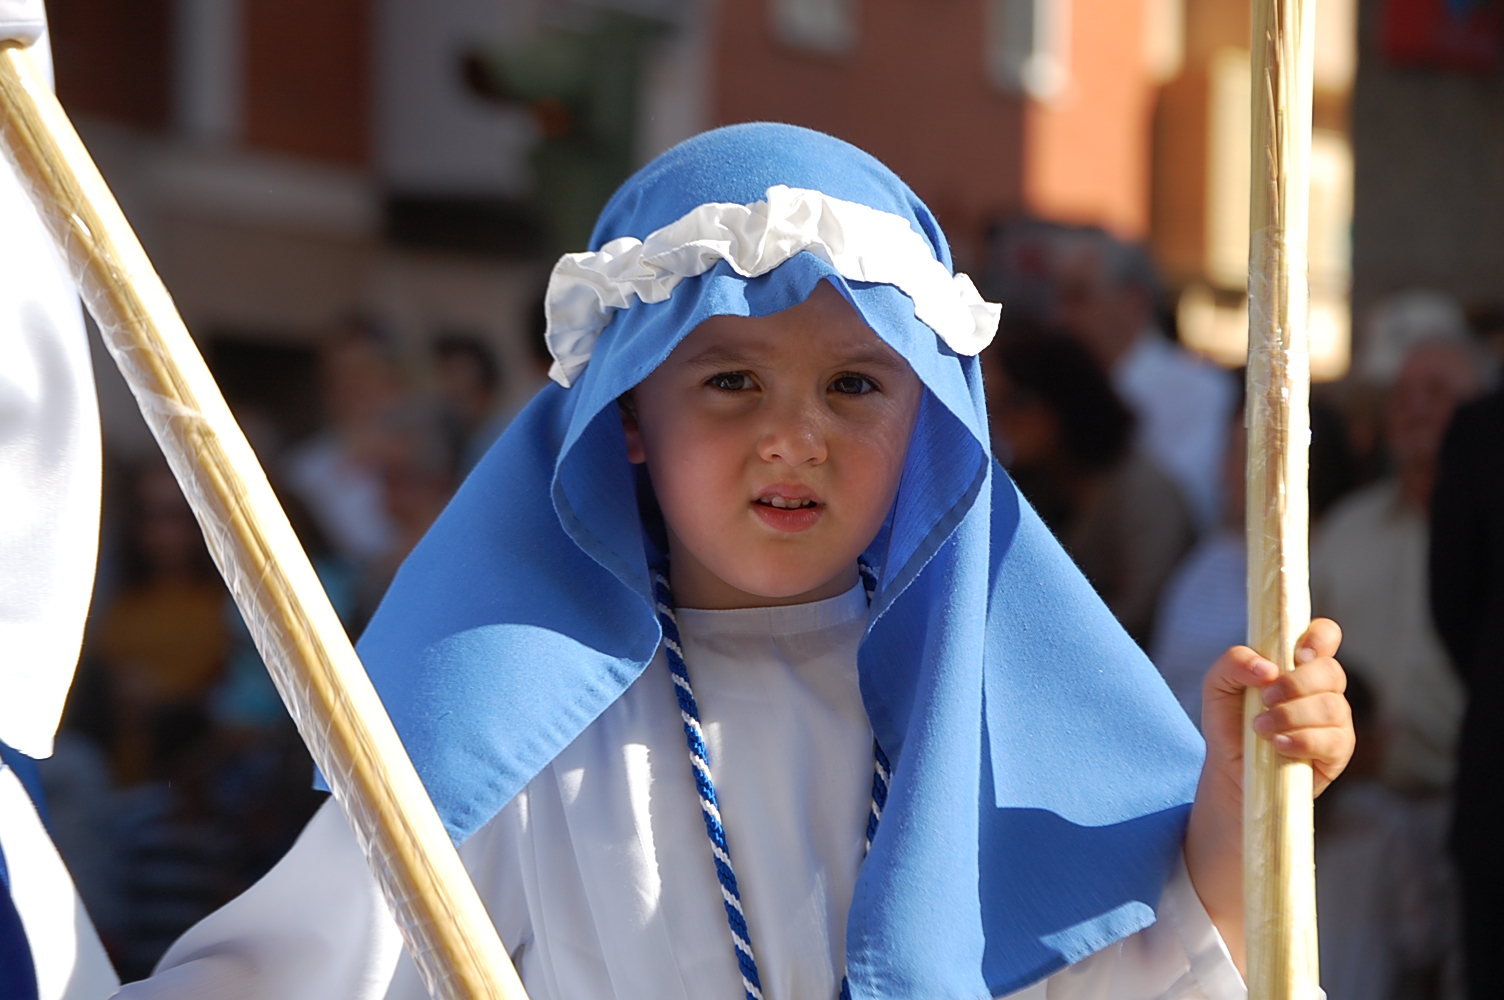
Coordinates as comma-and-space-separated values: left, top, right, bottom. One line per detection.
0, 768, 119, 999
0, 10, 118, 997
0, 17, 102, 762
115, 585, 1244, 1000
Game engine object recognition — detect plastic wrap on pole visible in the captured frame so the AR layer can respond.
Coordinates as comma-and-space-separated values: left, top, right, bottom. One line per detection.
0, 41, 529, 1000
1243, 0, 1319, 996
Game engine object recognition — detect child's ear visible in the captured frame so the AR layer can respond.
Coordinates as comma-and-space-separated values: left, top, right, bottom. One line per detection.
619, 394, 647, 464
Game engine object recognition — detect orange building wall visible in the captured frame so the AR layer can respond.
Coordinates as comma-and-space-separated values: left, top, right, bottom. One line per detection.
48, 0, 172, 129
1148, 0, 1251, 285
1022, 0, 1155, 237
713, 0, 1027, 264
244, 0, 371, 166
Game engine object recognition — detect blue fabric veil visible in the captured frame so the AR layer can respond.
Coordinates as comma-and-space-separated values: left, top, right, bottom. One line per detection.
356, 123, 1205, 998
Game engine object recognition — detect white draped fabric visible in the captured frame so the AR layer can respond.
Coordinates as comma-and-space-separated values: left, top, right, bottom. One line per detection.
0, 20, 117, 997
0, 0, 46, 46
117, 586, 1244, 1000
544, 185, 1001, 387
0, 24, 101, 761
0, 769, 119, 999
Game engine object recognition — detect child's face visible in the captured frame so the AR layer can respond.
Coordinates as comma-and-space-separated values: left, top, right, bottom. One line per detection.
622, 282, 923, 609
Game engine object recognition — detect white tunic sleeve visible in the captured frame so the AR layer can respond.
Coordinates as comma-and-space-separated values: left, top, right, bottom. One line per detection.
116, 795, 1243, 1000
111, 800, 407, 1000
110, 797, 536, 1000
113, 594, 1246, 1000
1005, 859, 1246, 1000
0, 766, 118, 1000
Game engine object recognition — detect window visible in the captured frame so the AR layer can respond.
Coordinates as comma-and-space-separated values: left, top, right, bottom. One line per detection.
985, 0, 1070, 100
772, 0, 856, 54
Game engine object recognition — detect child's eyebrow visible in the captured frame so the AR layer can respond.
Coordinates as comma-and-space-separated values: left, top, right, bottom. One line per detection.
681, 346, 765, 369
832, 347, 910, 372
680, 344, 909, 373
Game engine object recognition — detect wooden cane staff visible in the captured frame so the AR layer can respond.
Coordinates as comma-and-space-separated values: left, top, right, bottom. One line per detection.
1242, 0, 1318, 996
0, 41, 530, 1000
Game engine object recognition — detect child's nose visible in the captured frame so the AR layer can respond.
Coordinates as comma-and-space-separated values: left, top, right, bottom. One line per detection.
757, 399, 828, 466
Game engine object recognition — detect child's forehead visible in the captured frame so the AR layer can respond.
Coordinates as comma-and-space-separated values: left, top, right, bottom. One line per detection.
668, 293, 910, 373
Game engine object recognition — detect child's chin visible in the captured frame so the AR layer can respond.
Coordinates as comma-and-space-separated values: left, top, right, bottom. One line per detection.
723, 559, 857, 603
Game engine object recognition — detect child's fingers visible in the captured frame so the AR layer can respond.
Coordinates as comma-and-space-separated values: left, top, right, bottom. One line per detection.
1295, 617, 1342, 663
1267, 723, 1355, 775
1259, 655, 1347, 707
1203, 645, 1279, 698
1199, 623, 1355, 798
1253, 691, 1351, 736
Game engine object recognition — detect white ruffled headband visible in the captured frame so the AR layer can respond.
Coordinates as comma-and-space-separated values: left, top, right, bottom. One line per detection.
544, 185, 1003, 387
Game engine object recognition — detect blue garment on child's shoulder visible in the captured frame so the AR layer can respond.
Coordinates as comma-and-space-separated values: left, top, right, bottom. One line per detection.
353, 123, 1204, 999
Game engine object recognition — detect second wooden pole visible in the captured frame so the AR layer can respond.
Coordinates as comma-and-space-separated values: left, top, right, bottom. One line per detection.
1243, 0, 1319, 996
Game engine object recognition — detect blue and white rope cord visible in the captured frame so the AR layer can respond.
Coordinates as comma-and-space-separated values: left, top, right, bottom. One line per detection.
653, 563, 888, 1000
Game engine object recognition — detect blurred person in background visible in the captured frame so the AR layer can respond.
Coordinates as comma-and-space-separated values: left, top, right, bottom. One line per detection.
1468, 302, 1504, 370
987, 334, 1195, 646
433, 333, 508, 476
210, 488, 356, 733
1314, 672, 1445, 1000
1340, 290, 1475, 484
1430, 378, 1504, 999
1151, 402, 1246, 724
1311, 334, 1490, 999
978, 218, 1071, 329
1358, 291, 1475, 387
284, 317, 405, 573
435, 296, 558, 478
1152, 390, 1357, 728
358, 405, 459, 619
1313, 336, 1491, 796
1051, 228, 1237, 531
88, 472, 335, 980
95, 463, 229, 788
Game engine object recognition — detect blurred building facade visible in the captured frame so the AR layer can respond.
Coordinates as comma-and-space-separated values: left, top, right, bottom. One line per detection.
44, 0, 1428, 432
1351, 0, 1504, 320
714, 0, 1167, 264
1150, 0, 1357, 379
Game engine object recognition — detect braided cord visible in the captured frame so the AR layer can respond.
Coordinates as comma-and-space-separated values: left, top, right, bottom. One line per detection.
655, 571, 766, 1000
653, 562, 889, 1000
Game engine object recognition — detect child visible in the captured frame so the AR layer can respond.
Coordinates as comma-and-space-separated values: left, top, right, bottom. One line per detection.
115, 124, 1352, 1000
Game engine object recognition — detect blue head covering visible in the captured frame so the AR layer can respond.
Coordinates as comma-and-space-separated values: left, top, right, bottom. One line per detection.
357, 123, 1204, 998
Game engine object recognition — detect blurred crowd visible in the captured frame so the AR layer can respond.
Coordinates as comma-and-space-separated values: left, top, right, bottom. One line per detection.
981, 220, 1502, 1000
39, 312, 552, 980
38, 220, 1504, 998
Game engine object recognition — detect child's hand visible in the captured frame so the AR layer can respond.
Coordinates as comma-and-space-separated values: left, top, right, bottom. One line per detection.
1201, 618, 1354, 797
1183, 619, 1353, 972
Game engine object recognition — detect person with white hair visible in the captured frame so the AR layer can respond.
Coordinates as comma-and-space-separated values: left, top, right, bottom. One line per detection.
1313, 334, 1493, 796
1309, 329, 1495, 997
1357, 290, 1472, 387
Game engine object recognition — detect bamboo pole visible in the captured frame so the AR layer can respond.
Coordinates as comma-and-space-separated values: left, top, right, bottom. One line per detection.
0, 41, 529, 1000
1242, 0, 1318, 997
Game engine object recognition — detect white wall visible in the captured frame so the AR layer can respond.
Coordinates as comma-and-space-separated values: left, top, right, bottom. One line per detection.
376, 0, 539, 195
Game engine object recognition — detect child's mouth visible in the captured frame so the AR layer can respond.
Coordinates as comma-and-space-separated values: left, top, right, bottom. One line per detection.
752, 493, 823, 531
758, 496, 818, 509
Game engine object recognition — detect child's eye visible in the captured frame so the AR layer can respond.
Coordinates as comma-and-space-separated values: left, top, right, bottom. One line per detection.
707, 372, 755, 391
829, 374, 878, 395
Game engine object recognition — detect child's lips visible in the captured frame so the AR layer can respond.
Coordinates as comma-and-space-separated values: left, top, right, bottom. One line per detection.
751, 495, 823, 532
